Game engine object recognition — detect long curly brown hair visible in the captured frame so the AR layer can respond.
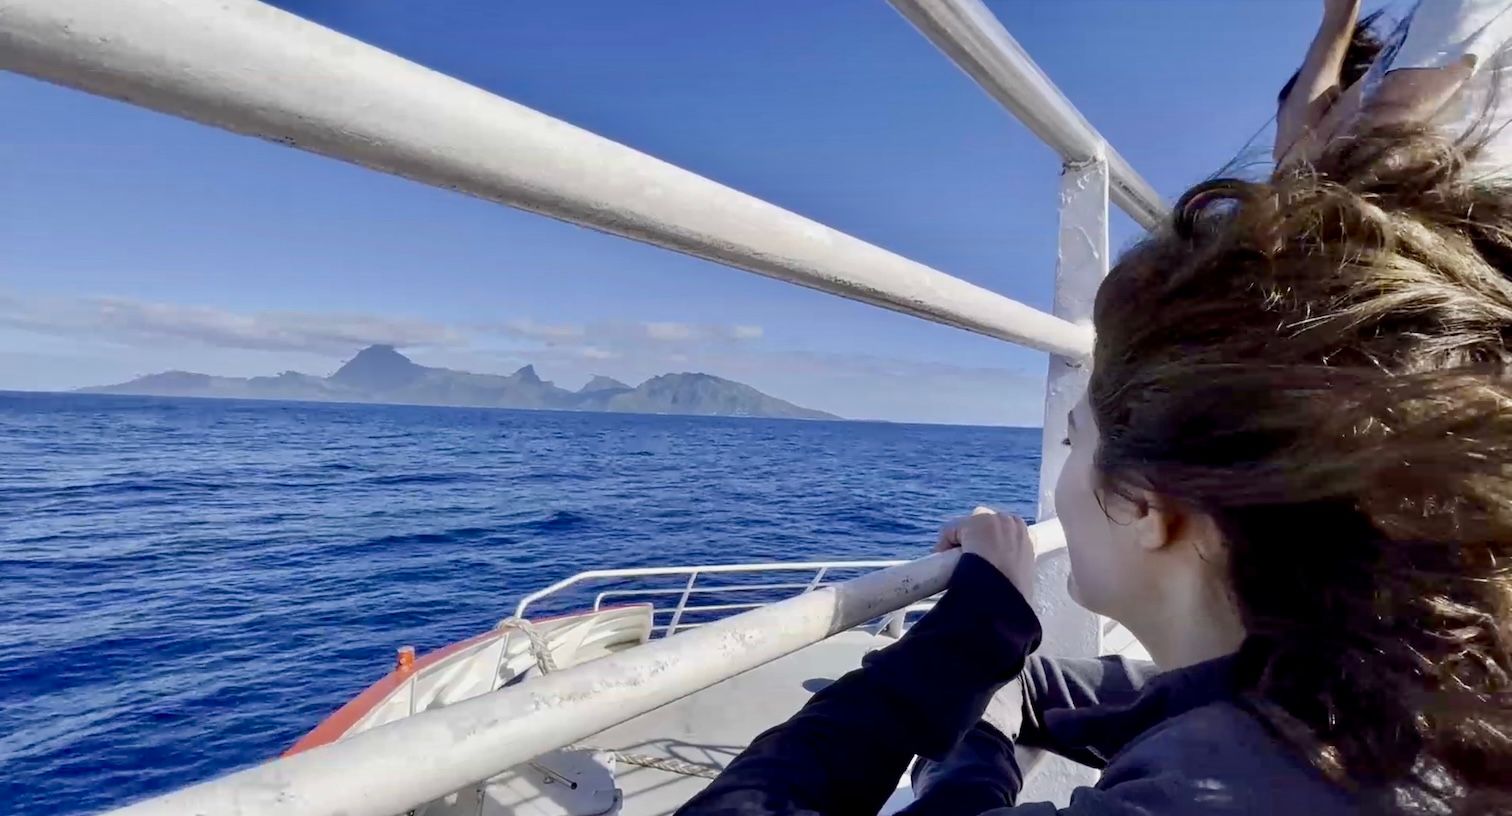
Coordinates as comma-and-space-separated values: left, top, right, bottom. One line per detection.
1088, 128, 1512, 813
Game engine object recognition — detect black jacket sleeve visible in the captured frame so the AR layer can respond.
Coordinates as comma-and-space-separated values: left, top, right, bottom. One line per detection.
901, 652, 1160, 813
674, 554, 1043, 816
1017, 656, 1159, 768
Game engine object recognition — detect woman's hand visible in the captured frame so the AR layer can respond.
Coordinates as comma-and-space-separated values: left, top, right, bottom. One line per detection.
936, 507, 1035, 602
1322, 0, 1361, 24
1275, 0, 1362, 162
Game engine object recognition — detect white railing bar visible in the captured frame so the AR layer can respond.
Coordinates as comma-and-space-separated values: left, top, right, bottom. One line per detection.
516, 560, 906, 617
878, 597, 941, 636
887, 0, 1165, 229
595, 581, 830, 600
652, 622, 707, 633
664, 572, 700, 636
663, 601, 769, 615
109, 519, 1066, 816
0, 0, 1093, 359
642, 604, 801, 618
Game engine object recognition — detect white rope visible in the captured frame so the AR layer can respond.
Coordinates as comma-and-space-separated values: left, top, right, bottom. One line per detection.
609, 752, 721, 780
497, 616, 559, 675
496, 617, 722, 780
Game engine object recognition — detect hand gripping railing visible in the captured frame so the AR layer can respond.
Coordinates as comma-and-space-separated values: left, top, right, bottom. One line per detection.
104, 521, 1066, 816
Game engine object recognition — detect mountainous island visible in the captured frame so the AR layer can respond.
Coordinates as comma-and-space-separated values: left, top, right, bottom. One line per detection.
81, 345, 838, 420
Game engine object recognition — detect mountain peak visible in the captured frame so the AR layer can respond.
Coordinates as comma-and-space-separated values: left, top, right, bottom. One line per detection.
349, 344, 409, 364
83, 346, 838, 419
330, 344, 424, 390
579, 375, 631, 394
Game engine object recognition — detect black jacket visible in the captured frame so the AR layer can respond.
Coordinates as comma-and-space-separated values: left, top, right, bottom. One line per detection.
675, 554, 1355, 815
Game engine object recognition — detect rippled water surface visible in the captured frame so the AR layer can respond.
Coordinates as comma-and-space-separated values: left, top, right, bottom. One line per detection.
0, 392, 1039, 815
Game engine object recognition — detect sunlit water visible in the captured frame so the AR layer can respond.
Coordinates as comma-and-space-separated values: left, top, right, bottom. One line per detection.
0, 392, 1039, 814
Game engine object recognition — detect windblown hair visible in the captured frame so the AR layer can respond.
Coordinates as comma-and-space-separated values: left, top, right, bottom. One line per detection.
1089, 128, 1512, 813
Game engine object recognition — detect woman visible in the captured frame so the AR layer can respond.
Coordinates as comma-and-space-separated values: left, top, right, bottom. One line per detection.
675, 129, 1512, 815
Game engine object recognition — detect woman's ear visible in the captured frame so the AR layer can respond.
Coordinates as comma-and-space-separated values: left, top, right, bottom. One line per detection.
1132, 493, 1226, 559
1099, 484, 1172, 551
1126, 488, 1175, 553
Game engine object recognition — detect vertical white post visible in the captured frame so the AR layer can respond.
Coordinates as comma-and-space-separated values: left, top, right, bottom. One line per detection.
1023, 153, 1110, 806
665, 572, 699, 636
1037, 153, 1107, 518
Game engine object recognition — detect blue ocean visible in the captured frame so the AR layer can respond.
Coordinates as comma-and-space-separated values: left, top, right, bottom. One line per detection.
0, 392, 1040, 815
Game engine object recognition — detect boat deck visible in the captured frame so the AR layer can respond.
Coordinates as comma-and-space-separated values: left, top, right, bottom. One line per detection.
590, 629, 892, 816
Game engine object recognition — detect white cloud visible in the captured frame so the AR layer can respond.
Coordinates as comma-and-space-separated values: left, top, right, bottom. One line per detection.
643, 321, 695, 341
578, 346, 618, 360
637, 321, 770, 343
500, 318, 585, 341
0, 291, 1043, 424
490, 319, 763, 348
0, 292, 465, 355
0, 292, 761, 361
698, 350, 1046, 426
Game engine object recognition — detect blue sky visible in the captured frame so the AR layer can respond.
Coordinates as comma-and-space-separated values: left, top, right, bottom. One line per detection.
0, 0, 1397, 424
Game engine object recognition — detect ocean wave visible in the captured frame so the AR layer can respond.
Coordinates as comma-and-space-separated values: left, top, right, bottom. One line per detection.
514, 509, 591, 532
0, 392, 1039, 816
361, 472, 470, 487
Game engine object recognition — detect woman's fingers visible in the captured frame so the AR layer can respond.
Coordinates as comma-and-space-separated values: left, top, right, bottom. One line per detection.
935, 517, 964, 552
938, 505, 1004, 551
935, 508, 1035, 600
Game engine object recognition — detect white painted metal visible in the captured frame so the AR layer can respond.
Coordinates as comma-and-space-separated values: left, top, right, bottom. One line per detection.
1019, 157, 1112, 806
594, 581, 827, 607
887, 0, 1165, 229
107, 521, 1066, 816
340, 607, 655, 741
664, 573, 699, 635
532, 561, 937, 637
1037, 156, 1109, 518
0, 0, 1091, 359
520, 560, 906, 618
884, 9, 1138, 807
0, 1, 1173, 812
668, 601, 766, 615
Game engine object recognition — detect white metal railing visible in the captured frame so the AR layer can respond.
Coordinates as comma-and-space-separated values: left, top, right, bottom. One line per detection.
104, 522, 1067, 816
515, 560, 939, 637
0, 0, 1092, 359
113, 549, 962, 816
888, 0, 1164, 229
0, 0, 1163, 812
884, 3, 1123, 799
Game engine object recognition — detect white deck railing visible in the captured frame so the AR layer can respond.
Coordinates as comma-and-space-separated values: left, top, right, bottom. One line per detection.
888, 0, 1164, 229
99, 522, 1066, 816
3, 0, 1107, 360
0, 0, 1164, 813
515, 560, 938, 637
